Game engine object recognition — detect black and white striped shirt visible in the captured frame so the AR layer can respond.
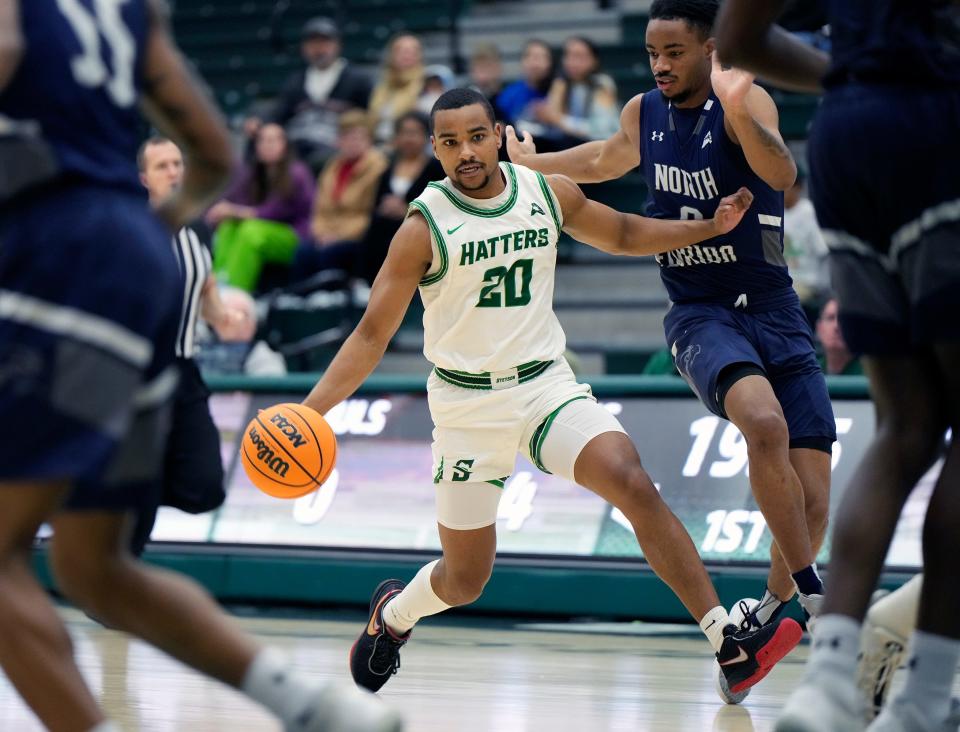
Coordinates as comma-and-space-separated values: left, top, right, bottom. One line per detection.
171, 224, 212, 359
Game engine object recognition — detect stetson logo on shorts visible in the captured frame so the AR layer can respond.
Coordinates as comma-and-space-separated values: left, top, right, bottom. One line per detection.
677, 344, 702, 376
248, 425, 290, 478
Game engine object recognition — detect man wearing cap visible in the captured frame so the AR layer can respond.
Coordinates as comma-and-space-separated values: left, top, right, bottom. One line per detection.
260, 17, 372, 169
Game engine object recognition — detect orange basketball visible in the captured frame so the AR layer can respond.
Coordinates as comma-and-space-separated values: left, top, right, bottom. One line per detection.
240, 403, 337, 499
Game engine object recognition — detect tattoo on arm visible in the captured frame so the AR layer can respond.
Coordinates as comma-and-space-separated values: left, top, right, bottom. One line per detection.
751, 117, 791, 159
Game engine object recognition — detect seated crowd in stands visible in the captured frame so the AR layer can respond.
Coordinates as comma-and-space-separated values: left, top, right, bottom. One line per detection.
209, 122, 314, 292
369, 33, 426, 147
290, 110, 388, 283
515, 36, 619, 151
783, 169, 829, 310
251, 16, 372, 170
497, 39, 556, 129
815, 297, 862, 376
217, 19, 632, 294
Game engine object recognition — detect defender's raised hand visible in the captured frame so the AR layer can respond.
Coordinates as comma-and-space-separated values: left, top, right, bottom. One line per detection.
710, 50, 755, 111
505, 125, 537, 164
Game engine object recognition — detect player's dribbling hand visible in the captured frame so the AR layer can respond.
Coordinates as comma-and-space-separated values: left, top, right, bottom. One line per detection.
505, 125, 537, 163
712, 186, 753, 235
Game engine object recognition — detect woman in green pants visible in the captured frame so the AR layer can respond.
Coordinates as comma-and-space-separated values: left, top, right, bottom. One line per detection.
207, 123, 314, 291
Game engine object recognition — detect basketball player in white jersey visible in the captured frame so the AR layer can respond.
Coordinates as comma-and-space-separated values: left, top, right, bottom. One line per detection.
301, 88, 805, 699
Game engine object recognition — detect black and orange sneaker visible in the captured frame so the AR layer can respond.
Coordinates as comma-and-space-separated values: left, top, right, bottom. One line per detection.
349, 579, 410, 692
717, 616, 803, 695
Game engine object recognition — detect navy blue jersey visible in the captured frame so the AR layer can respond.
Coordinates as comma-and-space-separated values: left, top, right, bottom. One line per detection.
0, 0, 150, 193
639, 89, 793, 311
824, 0, 960, 89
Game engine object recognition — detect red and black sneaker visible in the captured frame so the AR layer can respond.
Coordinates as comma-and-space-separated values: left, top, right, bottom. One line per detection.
717, 616, 803, 695
349, 579, 410, 692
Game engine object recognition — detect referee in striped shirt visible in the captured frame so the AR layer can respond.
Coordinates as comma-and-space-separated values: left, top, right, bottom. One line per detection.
131, 136, 250, 554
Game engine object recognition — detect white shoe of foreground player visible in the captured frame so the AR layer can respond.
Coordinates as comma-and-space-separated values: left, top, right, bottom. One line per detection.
715, 598, 760, 705
774, 673, 867, 732
857, 616, 908, 721
289, 682, 403, 732
866, 697, 960, 732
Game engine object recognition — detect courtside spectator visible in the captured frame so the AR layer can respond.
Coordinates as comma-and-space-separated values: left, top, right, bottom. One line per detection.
291, 110, 388, 281
522, 36, 619, 150
209, 123, 314, 291
498, 39, 556, 126
784, 171, 829, 307
816, 298, 863, 376
250, 17, 371, 170
369, 33, 426, 146
468, 43, 506, 120
356, 111, 443, 284
417, 65, 456, 116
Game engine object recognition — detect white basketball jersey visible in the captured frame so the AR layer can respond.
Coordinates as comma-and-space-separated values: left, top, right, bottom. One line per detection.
410, 162, 567, 373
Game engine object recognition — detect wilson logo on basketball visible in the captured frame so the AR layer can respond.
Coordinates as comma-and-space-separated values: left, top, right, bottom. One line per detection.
269, 413, 309, 448
247, 425, 291, 478
241, 403, 337, 499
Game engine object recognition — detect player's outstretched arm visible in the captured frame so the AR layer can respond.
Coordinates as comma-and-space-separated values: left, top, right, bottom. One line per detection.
715, 0, 829, 94
0, 0, 22, 91
505, 94, 642, 184
549, 174, 753, 256
711, 53, 797, 191
303, 214, 433, 416
140, 0, 233, 229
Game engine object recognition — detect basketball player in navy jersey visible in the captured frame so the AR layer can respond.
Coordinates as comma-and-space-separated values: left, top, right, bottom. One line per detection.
508, 0, 834, 703
716, 1, 960, 730
0, 2, 399, 731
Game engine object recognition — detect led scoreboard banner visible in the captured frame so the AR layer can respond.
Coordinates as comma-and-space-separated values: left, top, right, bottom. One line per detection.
149, 376, 937, 571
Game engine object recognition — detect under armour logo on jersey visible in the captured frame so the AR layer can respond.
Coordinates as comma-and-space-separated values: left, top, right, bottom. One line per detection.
702, 131, 713, 149
652, 131, 665, 142
531, 202, 545, 216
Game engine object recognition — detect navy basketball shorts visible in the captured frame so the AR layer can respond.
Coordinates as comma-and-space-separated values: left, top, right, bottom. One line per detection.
0, 185, 181, 510
809, 84, 960, 356
664, 301, 837, 452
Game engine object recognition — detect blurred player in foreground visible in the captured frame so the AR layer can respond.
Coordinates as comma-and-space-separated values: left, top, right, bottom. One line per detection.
0, 1, 399, 730
716, 1, 960, 730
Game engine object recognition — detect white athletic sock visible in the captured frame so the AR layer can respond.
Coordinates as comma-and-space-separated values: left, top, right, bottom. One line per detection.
805, 613, 860, 678
895, 629, 960, 724
700, 606, 732, 653
241, 647, 317, 728
88, 723, 121, 732
383, 560, 451, 635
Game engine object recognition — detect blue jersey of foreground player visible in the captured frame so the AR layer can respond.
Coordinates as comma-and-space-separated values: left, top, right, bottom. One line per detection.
0, 0, 150, 193
824, 0, 960, 90
0, 0, 180, 504
808, 0, 960, 356
640, 89, 792, 311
